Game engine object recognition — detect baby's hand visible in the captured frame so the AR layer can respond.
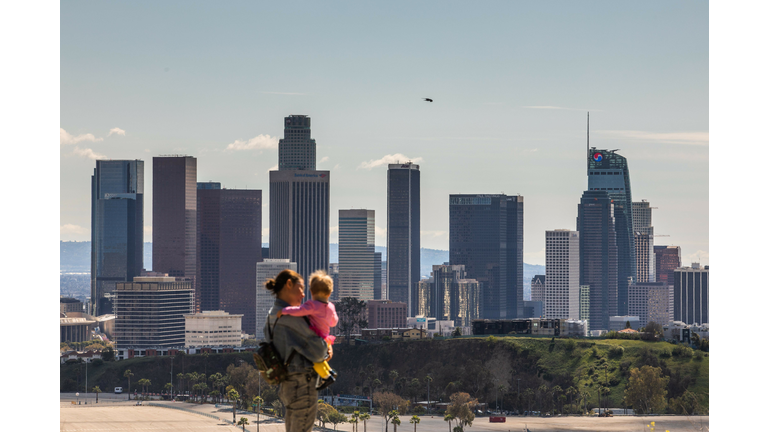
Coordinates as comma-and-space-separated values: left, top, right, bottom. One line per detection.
277, 309, 283, 318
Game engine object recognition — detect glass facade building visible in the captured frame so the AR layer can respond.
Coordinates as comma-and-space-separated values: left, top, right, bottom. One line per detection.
338, 209, 379, 300
588, 148, 636, 316
416, 265, 481, 327
449, 194, 524, 319
91, 160, 144, 316
673, 264, 709, 325
632, 200, 655, 283
279, 115, 316, 171
654, 245, 681, 286
197, 186, 263, 334
387, 162, 420, 316
577, 190, 618, 331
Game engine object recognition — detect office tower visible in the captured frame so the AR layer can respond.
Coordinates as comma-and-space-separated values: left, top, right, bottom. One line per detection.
588, 148, 636, 315
254, 259, 297, 339
654, 246, 681, 286
531, 275, 545, 303
91, 160, 144, 316
338, 209, 378, 300
628, 281, 672, 327
328, 263, 340, 301
367, 300, 407, 329
153, 156, 197, 303
577, 190, 618, 331
579, 285, 590, 334
673, 264, 709, 325
633, 200, 655, 283
387, 162, 420, 315
197, 185, 262, 334
381, 260, 388, 300
278, 115, 316, 171
449, 194, 524, 319
544, 230, 580, 319
114, 276, 194, 349
416, 265, 482, 326
185, 311, 243, 348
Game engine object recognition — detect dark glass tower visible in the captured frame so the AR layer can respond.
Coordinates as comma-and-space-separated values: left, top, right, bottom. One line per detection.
90, 160, 144, 316
587, 148, 636, 316
449, 194, 524, 319
577, 190, 618, 331
387, 162, 420, 316
197, 185, 263, 334
153, 156, 197, 306
279, 115, 316, 171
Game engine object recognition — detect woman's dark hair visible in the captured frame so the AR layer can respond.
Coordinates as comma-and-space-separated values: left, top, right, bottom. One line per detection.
265, 269, 302, 296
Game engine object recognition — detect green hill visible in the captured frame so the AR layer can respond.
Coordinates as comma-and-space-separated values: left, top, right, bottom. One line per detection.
60, 336, 707, 414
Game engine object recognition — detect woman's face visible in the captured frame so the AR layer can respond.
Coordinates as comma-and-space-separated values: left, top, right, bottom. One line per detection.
280, 278, 305, 306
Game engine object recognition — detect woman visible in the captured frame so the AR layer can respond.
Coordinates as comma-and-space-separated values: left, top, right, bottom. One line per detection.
263, 269, 332, 432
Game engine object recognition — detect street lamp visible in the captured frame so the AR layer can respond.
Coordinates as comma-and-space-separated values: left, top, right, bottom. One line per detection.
76, 392, 79, 405
170, 355, 175, 401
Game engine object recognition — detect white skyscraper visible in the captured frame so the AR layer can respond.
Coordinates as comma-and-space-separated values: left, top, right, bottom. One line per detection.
544, 230, 580, 319
338, 209, 380, 300
254, 259, 297, 339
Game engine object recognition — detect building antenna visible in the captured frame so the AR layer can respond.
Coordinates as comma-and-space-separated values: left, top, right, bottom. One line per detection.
587, 111, 590, 159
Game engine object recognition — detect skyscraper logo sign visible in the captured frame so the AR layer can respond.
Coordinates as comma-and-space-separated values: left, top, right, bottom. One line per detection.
593, 152, 603, 162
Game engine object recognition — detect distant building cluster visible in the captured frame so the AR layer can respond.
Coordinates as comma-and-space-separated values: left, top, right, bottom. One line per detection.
74, 114, 707, 352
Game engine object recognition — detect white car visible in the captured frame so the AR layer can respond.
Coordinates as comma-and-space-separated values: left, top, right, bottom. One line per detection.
114, 387, 123, 394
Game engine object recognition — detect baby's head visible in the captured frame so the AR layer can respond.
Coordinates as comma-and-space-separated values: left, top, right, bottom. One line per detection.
308, 270, 333, 302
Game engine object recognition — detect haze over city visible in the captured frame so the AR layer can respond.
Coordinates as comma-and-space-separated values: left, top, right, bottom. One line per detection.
60, 1, 709, 266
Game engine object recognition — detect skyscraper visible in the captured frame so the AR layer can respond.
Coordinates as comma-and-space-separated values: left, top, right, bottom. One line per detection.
416, 265, 482, 327
270, 115, 329, 290
387, 162, 420, 315
673, 264, 709, 325
279, 115, 316, 171
577, 190, 618, 331
544, 230, 580, 320
197, 184, 262, 334
338, 209, 378, 300
628, 281, 671, 327
153, 156, 197, 305
91, 160, 144, 316
654, 245, 681, 286
632, 200, 655, 283
588, 148, 636, 316
449, 194, 524, 319
255, 259, 297, 339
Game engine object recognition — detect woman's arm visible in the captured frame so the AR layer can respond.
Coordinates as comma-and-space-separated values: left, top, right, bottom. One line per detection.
280, 301, 318, 317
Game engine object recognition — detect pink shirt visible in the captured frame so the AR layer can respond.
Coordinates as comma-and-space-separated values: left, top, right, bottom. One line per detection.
281, 300, 338, 341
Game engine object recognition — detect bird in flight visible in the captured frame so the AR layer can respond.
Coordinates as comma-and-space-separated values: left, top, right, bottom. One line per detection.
423, 98, 433, 102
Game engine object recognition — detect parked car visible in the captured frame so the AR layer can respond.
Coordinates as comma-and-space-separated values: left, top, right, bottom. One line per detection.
114, 387, 123, 394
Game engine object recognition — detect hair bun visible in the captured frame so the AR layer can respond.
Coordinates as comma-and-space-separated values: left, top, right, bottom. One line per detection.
265, 279, 276, 291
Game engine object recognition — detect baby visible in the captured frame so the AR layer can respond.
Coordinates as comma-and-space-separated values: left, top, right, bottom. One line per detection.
277, 269, 339, 390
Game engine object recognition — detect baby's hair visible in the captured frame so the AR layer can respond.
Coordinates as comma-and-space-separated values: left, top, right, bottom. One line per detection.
309, 270, 333, 297
264, 269, 302, 297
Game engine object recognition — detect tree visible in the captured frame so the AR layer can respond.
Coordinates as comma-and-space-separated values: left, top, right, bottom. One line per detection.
360, 412, 371, 432
337, 297, 368, 342
625, 320, 632, 329
102, 346, 115, 362
237, 417, 249, 431
424, 376, 433, 412
92, 386, 101, 403
669, 389, 704, 415
138, 379, 151, 399
177, 373, 185, 395
228, 389, 240, 424
410, 415, 420, 432
645, 321, 663, 337
317, 400, 334, 427
623, 366, 669, 414
327, 410, 347, 430
390, 411, 401, 432
350, 411, 360, 432
374, 392, 408, 432
124, 370, 134, 400
446, 392, 478, 431
452, 328, 462, 337
389, 370, 400, 393
443, 413, 454, 432
164, 382, 173, 396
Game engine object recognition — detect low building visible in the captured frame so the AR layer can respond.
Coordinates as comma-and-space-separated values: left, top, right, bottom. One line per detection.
609, 316, 640, 331
367, 299, 407, 329
406, 316, 467, 337
563, 319, 588, 337
472, 318, 565, 337
360, 327, 427, 341
61, 297, 84, 314
60, 313, 97, 343
185, 310, 243, 348
60, 349, 102, 364
662, 321, 709, 343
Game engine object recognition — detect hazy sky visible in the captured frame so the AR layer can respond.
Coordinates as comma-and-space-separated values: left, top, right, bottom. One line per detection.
60, 1, 708, 266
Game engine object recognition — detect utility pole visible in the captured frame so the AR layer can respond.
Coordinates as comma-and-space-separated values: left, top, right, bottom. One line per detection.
170, 355, 175, 401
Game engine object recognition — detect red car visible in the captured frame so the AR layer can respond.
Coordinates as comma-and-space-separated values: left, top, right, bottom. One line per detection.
489, 416, 506, 423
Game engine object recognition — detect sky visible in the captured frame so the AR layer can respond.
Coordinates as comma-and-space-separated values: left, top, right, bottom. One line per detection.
59, 1, 709, 266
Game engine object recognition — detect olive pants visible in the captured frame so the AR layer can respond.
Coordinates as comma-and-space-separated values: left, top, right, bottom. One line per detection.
278, 372, 318, 432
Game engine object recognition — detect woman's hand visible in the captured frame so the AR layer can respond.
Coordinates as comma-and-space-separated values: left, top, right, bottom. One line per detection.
326, 343, 333, 360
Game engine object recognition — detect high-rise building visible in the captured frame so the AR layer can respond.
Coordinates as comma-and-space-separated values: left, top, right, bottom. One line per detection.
654, 246, 681, 286
544, 230, 580, 320
673, 264, 709, 325
417, 265, 482, 327
255, 259, 297, 339
153, 156, 197, 303
577, 190, 618, 331
381, 260, 388, 300
579, 285, 590, 334
185, 311, 243, 348
449, 194, 524, 319
197, 185, 262, 334
588, 148, 636, 315
628, 281, 671, 327
338, 210, 379, 300
531, 275, 545, 303
633, 200, 655, 283
114, 276, 194, 349
91, 160, 144, 316
328, 263, 340, 301
387, 162, 420, 315
278, 115, 316, 171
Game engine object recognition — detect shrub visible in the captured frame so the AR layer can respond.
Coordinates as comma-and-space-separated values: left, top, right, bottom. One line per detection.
608, 346, 624, 358
672, 346, 694, 358
564, 338, 577, 352
658, 348, 672, 358
693, 351, 704, 361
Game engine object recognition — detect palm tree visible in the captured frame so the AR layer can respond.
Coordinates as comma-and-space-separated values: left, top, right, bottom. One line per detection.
551, 385, 562, 414
228, 389, 240, 424
391, 412, 401, 432
410, 415, 420, 432
176, 373, 185, 396
92, 386, 102, 404
424, 376, 433, 412
443, 413, 454, 432
124, 370, 134, 400
389, 370, 399, 393
371, 379, 382, 400
237, 417, 249, 431
565, 386, 577, 412
360, 412, 371, 432
164, 382, 173, 397
350, 411, 360, 432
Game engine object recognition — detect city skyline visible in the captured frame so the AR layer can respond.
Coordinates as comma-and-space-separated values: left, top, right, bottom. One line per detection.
60, 2, 709, 267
